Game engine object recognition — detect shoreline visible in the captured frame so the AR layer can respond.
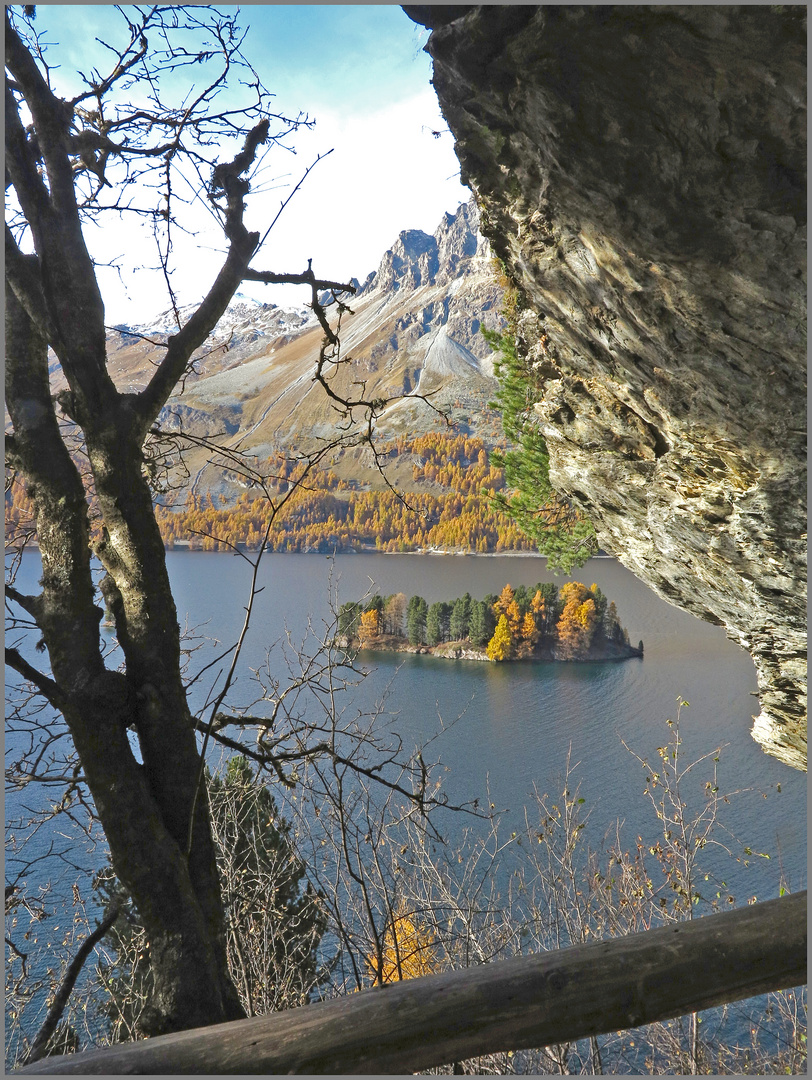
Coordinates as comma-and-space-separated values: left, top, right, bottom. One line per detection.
14, 542, 613, 561
342, 636, 643, 665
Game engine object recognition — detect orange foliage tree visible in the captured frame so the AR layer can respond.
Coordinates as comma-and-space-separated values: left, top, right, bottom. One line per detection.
517, 610, 540, 657
556, 583, 599, 659
7, 435, 539, 557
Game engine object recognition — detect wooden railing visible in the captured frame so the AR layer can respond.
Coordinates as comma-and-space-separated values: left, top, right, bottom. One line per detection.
19, 891, 806, 1075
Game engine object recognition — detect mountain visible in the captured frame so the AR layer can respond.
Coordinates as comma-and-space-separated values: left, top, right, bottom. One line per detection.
103, 199, 505, 498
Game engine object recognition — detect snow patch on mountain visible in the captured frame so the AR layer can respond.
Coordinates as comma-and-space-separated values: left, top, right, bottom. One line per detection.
121, 292, 315, 342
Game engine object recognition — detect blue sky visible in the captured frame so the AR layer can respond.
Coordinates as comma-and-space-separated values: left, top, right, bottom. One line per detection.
23, 6, 470, 322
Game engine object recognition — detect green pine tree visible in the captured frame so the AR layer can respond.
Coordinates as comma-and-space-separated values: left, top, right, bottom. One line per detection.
483, 307, 597, 573
468, 598, 496, 647
94, 758, 328, 1039
406, 596, 428, 645
426, 601, 450, 647
338, 601, 363, 639
449, 593, 472, 641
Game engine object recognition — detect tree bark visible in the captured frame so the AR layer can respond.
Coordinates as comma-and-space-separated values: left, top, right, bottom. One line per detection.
5, 280, 244, 1033
6, 9, 352, 1036
5, 10, 250, 1023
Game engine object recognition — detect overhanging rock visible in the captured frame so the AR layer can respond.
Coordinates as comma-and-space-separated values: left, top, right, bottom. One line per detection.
405, 5, 807, 769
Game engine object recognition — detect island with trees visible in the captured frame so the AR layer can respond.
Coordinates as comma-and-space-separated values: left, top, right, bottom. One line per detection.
338, 582, 643, 663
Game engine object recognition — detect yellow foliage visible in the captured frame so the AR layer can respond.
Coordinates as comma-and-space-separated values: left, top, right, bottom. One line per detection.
576, 598, 597, 629
358, 608, 380, 643
559, 581, 590, 607
486, 614, 513, 661
521, 610, 539, 644
366, 905, 440, 984
494, 583, 515, 619
557, 593, 597, 658
133, 435, 538, 555
505, 599, 522, 636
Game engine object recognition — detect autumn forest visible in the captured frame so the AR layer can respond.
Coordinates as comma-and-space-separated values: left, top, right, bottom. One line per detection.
6, 433, 540, 556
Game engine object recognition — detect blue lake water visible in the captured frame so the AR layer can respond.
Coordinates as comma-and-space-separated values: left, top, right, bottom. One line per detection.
160, 550, 805, 896
5, 549, 806, 1059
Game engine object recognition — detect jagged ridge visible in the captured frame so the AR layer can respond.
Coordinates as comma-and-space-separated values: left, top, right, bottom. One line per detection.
101, 200, 506, 499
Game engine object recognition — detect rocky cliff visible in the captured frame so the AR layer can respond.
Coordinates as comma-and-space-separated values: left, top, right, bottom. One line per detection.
404, 5, 807, 770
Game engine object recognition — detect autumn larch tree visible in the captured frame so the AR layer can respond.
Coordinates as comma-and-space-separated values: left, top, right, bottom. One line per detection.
4, 7, 355, 1036
486, 614, 514, 662
556, 584, 599, 660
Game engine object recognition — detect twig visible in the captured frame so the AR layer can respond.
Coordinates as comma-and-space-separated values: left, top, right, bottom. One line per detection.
21, 902, 121, 1066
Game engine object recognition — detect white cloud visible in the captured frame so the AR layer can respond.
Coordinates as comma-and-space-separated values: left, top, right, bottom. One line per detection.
96, 90, 470, 324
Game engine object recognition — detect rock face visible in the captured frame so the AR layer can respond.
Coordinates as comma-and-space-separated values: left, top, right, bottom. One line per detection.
354, 199, 497, 361
406, 5, 807, 769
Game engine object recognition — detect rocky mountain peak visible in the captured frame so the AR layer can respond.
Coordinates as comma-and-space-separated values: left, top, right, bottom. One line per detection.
360, 197, 488, 296
101, 199, 505, 488
122, 292, 313, 343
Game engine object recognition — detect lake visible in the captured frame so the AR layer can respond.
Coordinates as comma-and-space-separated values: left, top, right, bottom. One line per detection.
8, 548, 806, 895
5, 549, 806, 1060
160, 549, 805, 898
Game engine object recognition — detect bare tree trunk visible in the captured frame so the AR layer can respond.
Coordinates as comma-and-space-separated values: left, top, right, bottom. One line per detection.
5, 7, 361, 1035
5, 281, 244, 1034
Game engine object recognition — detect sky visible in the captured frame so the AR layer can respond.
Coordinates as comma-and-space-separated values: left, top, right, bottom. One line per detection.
18, 5, 471, 324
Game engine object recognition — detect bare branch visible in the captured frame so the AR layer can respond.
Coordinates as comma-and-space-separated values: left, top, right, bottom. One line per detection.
243, 266, 357, 294
134, 119, 274, 431
21, 902, 121, 1067
4, 648, 69, 713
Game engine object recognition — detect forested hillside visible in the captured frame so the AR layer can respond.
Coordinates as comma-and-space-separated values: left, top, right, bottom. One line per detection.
6, 434, 544, 556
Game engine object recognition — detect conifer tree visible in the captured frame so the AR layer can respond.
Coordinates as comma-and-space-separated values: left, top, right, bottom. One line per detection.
358, 609, 381, 645
513, 584, 530, 613
521, 611, 539, 648
493, 583, 515, 621
506, 598, 523, 638
486, 614, 514, 661
483, 320, 597, 573
468, 599, 496, 647
338, 602, 363, 639
449, 593, 472, 641
426, 602, 450, 647
557, 592, 598, 659
603, 600, 622, 642
383, 593, 408, 637
406, 596, 428, 645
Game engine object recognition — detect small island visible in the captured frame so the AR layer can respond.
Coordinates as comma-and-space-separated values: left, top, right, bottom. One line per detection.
338, 582, 643, 663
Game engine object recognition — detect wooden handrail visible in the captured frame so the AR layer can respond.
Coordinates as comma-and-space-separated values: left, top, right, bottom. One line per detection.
19, 891, 806, 1075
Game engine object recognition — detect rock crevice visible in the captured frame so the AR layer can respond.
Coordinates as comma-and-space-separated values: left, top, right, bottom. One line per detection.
407, 4, 807, 769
